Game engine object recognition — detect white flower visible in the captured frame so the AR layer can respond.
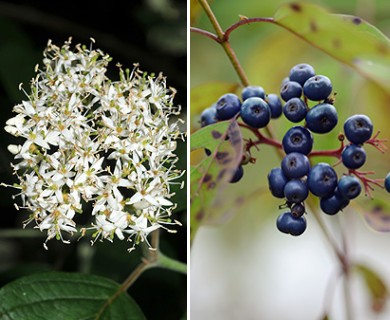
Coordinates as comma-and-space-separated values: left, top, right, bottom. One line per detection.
4, 38, 184, 251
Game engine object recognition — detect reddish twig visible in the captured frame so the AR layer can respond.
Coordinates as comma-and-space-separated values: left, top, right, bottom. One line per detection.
190, 27, 220, 42
365, 131, 388, 153
349, 169, 384, 198
238, 122, 283, 151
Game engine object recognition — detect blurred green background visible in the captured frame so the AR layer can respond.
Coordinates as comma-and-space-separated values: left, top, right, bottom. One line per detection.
0, 1, 187, 319
191, 0, 390, 319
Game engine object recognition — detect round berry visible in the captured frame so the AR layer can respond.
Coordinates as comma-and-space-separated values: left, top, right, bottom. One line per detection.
284, 179, 309, 203
281, 152, 310, 179
242, 86, 265, 101
283, 98, 307, 123
216, 93, 241, 120
308, 162, 338, 197
303, 75, 332, 101
282, 126, 313, 155
240, 97, 271, 128
276, 211, 307, 236
266, 94, 283, 118
338, 175, 361, 199
291, 203, 305, 217
268, 167, 289, 198
200, 104, 218, 127
341, 144, 366, 169
385, 173, 390, 193
280, 81, 302, 102
343, 114, 373, 145
320, 189, 349, 215
289, 63, 316, 86
305, 103, 338, 134
230, 165, 244, 183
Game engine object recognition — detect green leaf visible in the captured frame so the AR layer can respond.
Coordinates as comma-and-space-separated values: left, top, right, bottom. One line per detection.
190, 119, 243, 241
0, 272, 145, 320
274, 3, 390, 93
354, 264, 388, 313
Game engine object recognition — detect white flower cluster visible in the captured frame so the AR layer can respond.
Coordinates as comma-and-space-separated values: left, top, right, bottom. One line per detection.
4, 38, 184, 251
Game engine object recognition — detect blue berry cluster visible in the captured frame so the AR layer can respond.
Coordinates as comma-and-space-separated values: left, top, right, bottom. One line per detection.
199, 63, 385, 236
200, 82, 283, 183
270, 64, 375, 236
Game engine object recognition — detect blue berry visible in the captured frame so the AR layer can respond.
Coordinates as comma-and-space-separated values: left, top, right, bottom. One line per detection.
266, 94, 283, 118
268, 167, 289, 198
284, 179, 309, 203
305, 103, 338, 134
280, 81, 302, 102
291, 203, 305, 217
281, 152, 310, 179
216, 93, 241, 120
338, 175, 361, 199
230, 165, 244, 183
200, 104, 218, 127
303, 75, 332, 101
320, 189, 349, 215
289, 63, 316, 86
281, 77, 289, 88
342, 144, 366, 169
283, 98, 307, 123
385, 173, 390, 192
308, 163, 338, 197
240, 97, 271, 128
276, 211, 307, 236
343, 114, 373, 145
242, 86, 265, 101
282, 126, 313, 155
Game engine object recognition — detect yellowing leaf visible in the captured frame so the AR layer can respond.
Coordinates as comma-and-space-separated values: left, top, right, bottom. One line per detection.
190, 119, 243, 241
190, 0, 213, 26
274, 3, 390, 93
354, 264, 388, 313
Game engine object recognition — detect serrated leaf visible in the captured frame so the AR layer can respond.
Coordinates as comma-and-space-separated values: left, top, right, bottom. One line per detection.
190, 119, 243, 241
274, 3, 390, 93
0, 272, 145, 320
354, 264, 388, 313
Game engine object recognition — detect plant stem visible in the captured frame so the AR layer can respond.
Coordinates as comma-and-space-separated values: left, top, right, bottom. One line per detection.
190, 26, 220, 42
158, 253, 187, 274
197, 0, 250, 86
306, 198, 354, 319
95, 229, 186, 319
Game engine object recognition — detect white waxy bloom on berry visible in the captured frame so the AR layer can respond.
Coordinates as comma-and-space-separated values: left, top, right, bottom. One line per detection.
4, 38, 184, 251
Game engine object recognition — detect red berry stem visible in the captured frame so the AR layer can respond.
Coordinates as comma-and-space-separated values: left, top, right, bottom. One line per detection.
365, 131, 388, 153
239, 123, 283, 151
349, 169, 384, 197
309, 134, 345, 159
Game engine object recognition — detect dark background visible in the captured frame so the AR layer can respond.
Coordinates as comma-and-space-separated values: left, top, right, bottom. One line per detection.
0, 1, 187, 319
